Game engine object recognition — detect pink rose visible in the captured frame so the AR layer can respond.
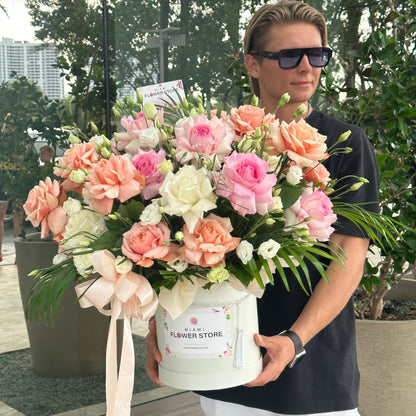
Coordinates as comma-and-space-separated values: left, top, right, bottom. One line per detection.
121, 221, 177, 267
267, 119, 328, 166
54, 142, 100, 192
216, 151, 277, 216
174, 114, 234, 163
285, 186, 337, 242
23, 177, 67, 239
83, 154, 145, 214
115, 110, 164, 153
179, 214, 240, 268
131, 148, 166, 200
228, 105, 275, 138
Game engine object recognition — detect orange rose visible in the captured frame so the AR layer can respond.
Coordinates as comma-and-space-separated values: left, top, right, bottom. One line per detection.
228, 105, 275, 138
23, 177, 67, 239
179, 214, 240, 268
267, 119, 328, 166
83, 154, 145, 214
54, 142, 100, 191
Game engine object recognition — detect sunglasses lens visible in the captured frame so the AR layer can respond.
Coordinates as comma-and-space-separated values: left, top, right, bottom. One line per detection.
279, 50, 303, 69
308, 48, 331, 67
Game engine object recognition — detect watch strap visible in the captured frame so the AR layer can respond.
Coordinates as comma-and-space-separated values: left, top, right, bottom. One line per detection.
279, 329, 306, 368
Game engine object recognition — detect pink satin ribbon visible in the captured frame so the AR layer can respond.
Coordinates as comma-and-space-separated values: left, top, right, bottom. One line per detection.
75, 249, 158, 416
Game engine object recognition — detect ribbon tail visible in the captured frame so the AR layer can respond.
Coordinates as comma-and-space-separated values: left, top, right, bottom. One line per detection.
106, 299, 122, 416
112, 314, 135, 415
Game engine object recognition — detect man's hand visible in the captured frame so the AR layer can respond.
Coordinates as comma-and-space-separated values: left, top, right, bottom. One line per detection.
144, 317, 164, 386
245, 333, 295, 387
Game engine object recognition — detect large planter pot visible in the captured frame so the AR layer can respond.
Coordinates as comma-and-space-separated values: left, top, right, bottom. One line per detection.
15, 233, 114, 377
155, 283, 262, 391
356, 278, 416, 416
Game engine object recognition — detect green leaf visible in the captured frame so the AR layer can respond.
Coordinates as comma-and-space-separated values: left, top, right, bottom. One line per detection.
280, 183, 303, 209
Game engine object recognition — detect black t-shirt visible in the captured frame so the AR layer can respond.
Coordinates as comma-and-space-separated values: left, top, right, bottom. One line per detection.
198, 110, 380, 413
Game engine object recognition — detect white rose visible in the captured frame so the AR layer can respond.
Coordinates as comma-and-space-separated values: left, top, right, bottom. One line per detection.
115, 256, 133, 274
62, 209, 107, 249
138, 126, 160, 149
167, 258, 189, 273
258, 239, 281, 259
73, 251, 93, 276
140, 203, 162, 225
236, 240, 254, 264
159, 165, 217, 233
63, 197, 82, 215
286, 165, 303, 185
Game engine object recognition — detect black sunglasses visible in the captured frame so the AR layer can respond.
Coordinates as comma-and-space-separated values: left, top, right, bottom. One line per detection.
250, 47, 332, 69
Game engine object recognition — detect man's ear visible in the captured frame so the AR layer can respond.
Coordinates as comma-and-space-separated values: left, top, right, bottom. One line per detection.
245, 54, 261, 78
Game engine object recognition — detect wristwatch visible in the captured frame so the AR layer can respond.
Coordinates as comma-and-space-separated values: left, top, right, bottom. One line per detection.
279, 330, 306, 368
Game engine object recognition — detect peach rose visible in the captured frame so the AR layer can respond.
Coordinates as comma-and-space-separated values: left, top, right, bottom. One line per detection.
303, 163, 331, 189
267, 119, 328, 167
83, 154, 145, 214
54, 142, 100, 191
179, 214, 240, 268
23, 177, 67, 239
121, 221, 177, 267
228, 105, 275, 138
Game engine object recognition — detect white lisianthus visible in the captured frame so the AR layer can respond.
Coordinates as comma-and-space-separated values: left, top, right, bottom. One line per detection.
272, 196, 283, 213
158, 159, 173, 175
236, 240, 254, 264
73, 251, 93, 277
89, 134, 109, 146
267, 155, 281, 171
207, 266, 229, 283
69, 169, 87, 184
140, 203, 162, 225
159, 165, 217, 233
258, 239, 281, 259
167, 258, 188, 273
62, 209, 107, 250
286, 165, 303, 185
138, 126, 160, 149
68, 134, 81, 144
53, 253, 68, 265
115, 256, 133, 274
142, 102, 158, 120
63, 197, 82, 215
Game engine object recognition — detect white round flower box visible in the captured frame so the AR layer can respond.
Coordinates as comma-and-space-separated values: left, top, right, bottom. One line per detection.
155, 283, 263, 390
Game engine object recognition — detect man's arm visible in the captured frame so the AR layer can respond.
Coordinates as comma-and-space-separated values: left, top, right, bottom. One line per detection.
246, 233, 369, 387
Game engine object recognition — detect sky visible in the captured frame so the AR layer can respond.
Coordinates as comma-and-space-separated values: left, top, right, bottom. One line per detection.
0, 0, 35, 42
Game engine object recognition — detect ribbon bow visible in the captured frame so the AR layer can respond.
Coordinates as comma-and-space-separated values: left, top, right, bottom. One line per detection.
75, 249, 158, 416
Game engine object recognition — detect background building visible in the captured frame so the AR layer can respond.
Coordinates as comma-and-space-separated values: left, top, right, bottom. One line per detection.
0, 37, 64, 99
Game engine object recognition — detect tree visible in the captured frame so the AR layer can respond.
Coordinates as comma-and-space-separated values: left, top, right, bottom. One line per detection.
0, 74, 73, 235
320, 1, 416, 319
26, 0, 116, 131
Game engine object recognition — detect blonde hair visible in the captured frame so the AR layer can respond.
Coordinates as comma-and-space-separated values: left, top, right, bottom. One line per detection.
244, 1, 328, 97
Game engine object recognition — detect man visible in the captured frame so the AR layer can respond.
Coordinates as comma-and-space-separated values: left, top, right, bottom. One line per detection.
146, 2, 379, 415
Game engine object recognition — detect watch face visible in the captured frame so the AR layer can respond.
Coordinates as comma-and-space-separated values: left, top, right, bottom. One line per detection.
288, 349, 306, 368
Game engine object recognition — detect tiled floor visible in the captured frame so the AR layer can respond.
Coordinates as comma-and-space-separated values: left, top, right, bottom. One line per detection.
0, 221, 203, 416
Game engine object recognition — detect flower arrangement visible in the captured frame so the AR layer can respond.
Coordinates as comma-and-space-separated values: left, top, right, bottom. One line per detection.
22, 90, 396, 415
